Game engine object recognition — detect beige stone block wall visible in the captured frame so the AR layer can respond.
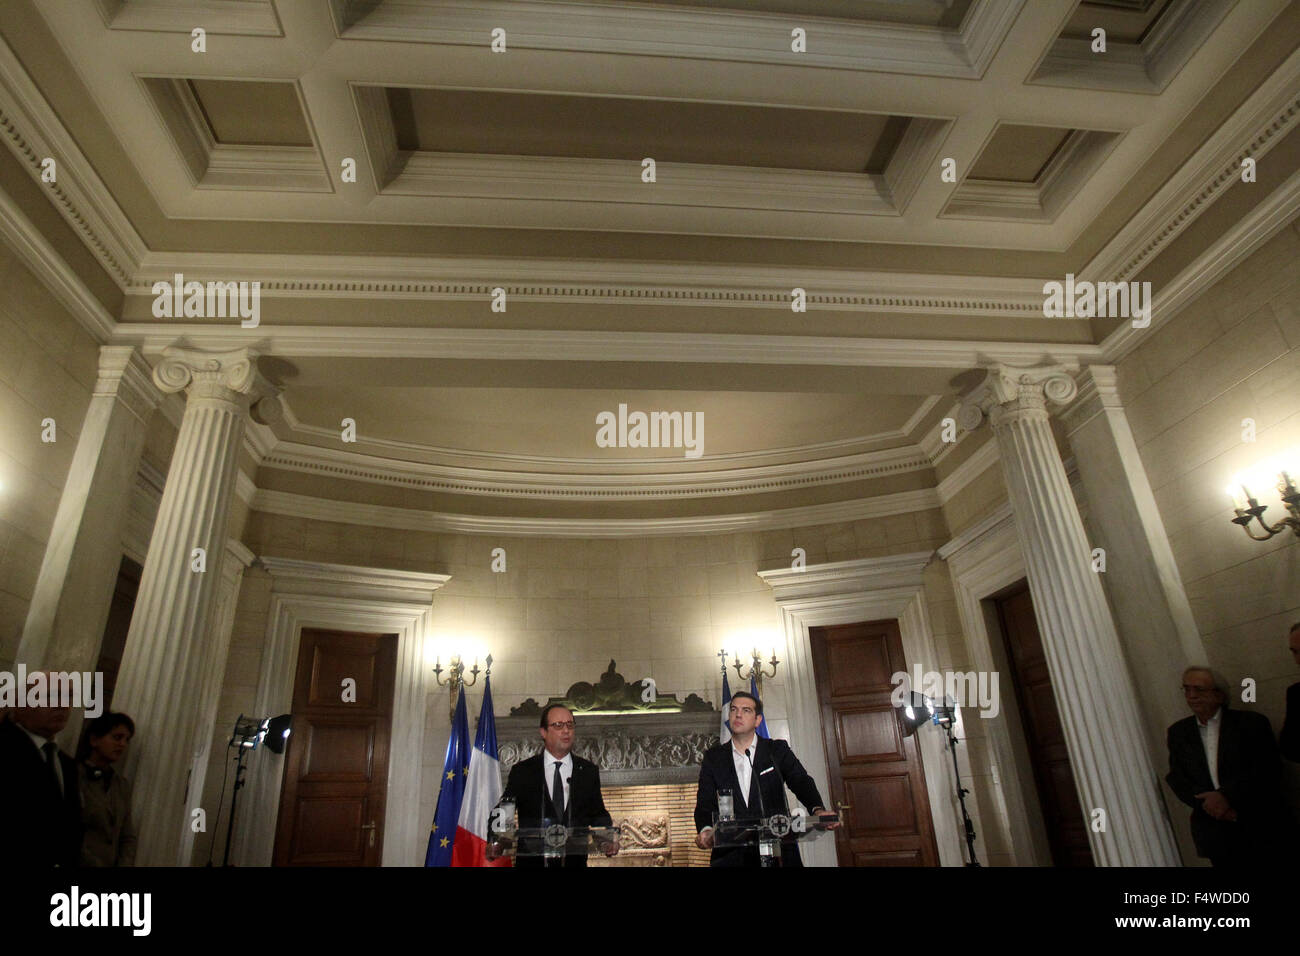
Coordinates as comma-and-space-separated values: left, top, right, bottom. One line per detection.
1116, 221, 1300, 773
0, 240, 101, 671
217, 504, 959, 860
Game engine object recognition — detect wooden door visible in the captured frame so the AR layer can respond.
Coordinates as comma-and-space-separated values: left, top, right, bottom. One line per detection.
993, 583, 1094, 867
272, 628, 397, 866
810, 620, 940, 866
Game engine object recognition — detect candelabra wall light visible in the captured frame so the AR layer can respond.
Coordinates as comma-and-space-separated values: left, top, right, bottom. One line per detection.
433, 653, 491, 722
1226, 450, 1300, 542
731, 647, 780, 694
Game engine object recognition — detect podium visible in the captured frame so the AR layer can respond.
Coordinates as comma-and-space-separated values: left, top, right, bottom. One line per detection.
712, 811, 838, 867
490, 816, 621, 865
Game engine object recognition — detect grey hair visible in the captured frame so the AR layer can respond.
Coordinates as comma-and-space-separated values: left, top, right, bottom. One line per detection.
1182, 666, 1231, 706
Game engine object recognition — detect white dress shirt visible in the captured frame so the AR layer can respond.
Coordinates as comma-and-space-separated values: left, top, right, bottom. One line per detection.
731, 736, 757, 806
20, 725, 65, 797
543, 751, 573, 815
1197, 707, 1222, 790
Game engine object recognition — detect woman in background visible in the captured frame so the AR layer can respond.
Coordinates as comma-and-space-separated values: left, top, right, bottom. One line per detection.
78, 712, 138, 866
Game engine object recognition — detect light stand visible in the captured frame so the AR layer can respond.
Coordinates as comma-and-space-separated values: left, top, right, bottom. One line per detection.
899, 691, 980, 867
217, 713, 292, 867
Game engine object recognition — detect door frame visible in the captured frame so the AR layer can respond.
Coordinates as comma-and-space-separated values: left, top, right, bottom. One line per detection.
759, 552, 963, 867
938, 503, 1052, 866
236, 557, 450, 867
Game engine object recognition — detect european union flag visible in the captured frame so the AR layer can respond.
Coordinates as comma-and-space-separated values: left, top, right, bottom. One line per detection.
425, 687, 471, 866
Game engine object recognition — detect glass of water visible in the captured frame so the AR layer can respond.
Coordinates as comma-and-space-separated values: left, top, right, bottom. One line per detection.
717, 789, 735, 821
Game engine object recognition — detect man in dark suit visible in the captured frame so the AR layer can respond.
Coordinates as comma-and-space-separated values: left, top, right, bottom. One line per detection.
493, 704, 617, 867
1281, 622, 1300, 762
1166, 666, 1296, 866
0, 674, 84, 867
694, 691, 835, 867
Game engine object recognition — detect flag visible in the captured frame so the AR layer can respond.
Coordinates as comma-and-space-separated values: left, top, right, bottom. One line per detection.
425, 687, 470, 866
719, 669, 732, 745
751, 675, 770, 739
452, 675, 510, 867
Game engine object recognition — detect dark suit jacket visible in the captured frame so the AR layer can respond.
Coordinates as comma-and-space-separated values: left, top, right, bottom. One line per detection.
694, 736, 825, 867
1281, 682, 1300, 763
1166, 707, 1295, 861
498, 752, 612, 868
0, 718, 83, 867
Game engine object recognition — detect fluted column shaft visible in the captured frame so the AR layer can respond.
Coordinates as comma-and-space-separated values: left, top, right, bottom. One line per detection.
961, 365, 1180, 866
112, 348, 270, 865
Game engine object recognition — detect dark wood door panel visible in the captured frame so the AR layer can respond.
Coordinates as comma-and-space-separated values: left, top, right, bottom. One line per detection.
273, 629, 397, 867
843, 775, 920, 836
811, 620, 940, 867
298, 719, 377, 780
835, 706, 905, 763
827, 633, 894, 695
995, 584, 1094, 867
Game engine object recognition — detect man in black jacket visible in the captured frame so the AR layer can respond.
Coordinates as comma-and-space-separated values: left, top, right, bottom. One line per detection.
1281, 622, 1300, 762
494, 704, 617, 867
694, 691, 835, 867
1166, 666, 1295, 866
0, 675, 83, 868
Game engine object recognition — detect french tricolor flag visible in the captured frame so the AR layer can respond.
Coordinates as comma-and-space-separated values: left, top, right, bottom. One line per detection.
452, 674, 511, 866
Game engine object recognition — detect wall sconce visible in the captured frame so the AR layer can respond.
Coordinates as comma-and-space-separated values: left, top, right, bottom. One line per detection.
433, 653, 491, 721
1226, 451, 1300, 542
731, 647, 779, 692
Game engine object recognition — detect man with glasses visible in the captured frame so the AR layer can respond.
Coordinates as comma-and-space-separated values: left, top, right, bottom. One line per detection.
493, 704, 617, 867
693, 691, 836, 867
1166, 666, 1295, 866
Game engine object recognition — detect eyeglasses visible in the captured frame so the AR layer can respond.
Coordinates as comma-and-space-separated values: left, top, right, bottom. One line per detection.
547, 721, 576, 731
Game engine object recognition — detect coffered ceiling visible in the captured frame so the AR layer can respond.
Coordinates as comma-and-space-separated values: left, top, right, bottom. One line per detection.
1, 0, 1298, 525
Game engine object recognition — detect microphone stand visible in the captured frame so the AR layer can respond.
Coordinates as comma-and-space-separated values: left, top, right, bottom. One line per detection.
749, 742, 780, 868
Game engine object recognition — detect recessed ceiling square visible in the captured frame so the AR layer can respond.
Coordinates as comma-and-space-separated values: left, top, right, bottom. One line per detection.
1062, 0, 1175, 44
188, 78, 312, 147
641, 0, 973, 29
968, 124, 1072, 183
385, 88, 909, 174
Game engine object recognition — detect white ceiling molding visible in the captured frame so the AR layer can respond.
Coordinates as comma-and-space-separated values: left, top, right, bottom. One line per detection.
126, 254, 1049, 315
273, 391, 928, 471
0, 179, 116, 340
1102, 162, 1300, 363
139, 77, 330, 193
256, 439, 932, 500
944, 129, 1123, 223
1084, 44, 1300, 285
95, 0, 284, 37
918, 398, 969, 464
331, 0, 1026, 79
0, 35, 145, 289
1029, 0, 1234, 93
249, 485, 942, 538
117, 324, 1104, 367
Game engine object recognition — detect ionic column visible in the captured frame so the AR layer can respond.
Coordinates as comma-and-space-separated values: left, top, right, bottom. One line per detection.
112, 348, 276, 866
960, 364, 1180, 866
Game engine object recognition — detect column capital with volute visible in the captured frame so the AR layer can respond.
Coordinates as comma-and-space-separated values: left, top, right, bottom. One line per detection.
959, 363, 1080, 431
151, 346, 282, 421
